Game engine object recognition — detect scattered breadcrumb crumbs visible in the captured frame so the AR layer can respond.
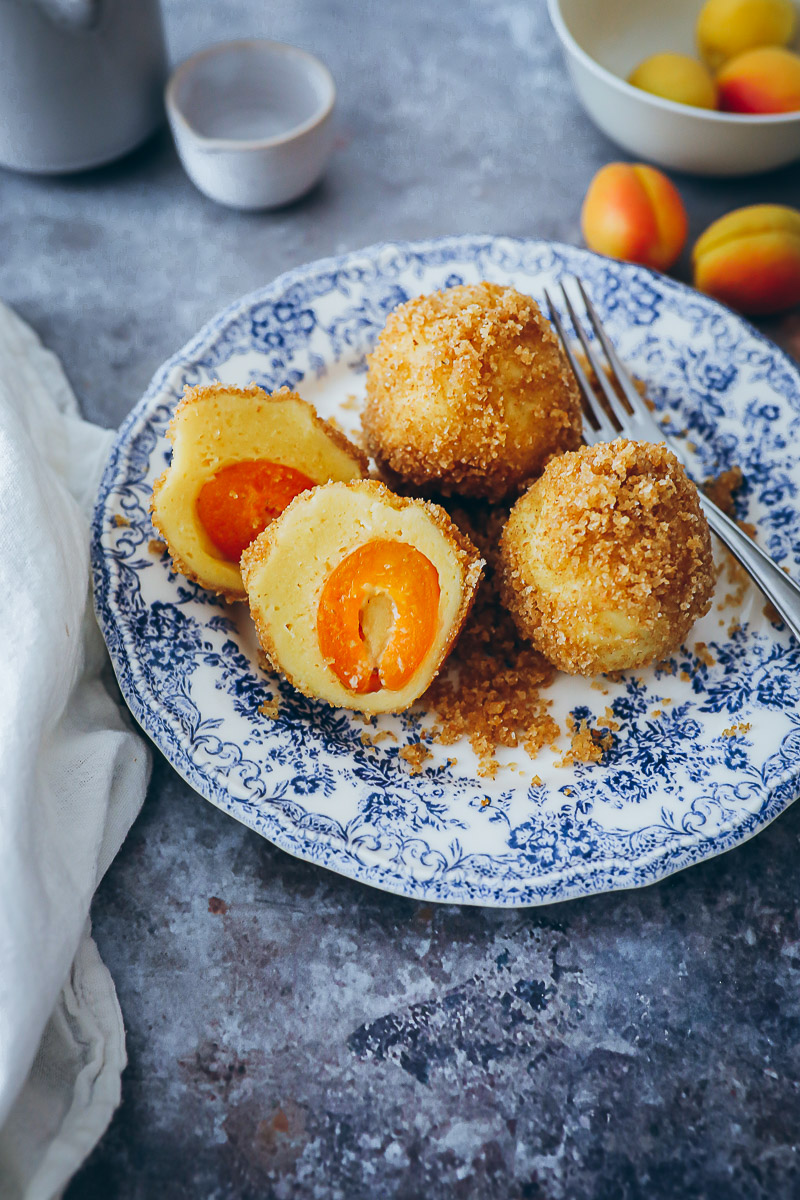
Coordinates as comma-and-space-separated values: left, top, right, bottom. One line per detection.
531, 775, 543, 788
704, 467, 757, 544
763, 601, 781, 624
717, 552, 749, 608
703, 465, 743, 516
113, 513, 130, 527
704, 466, 761, 589
694, 642, 715, 667
556, 719, 614, 768
591, 680, 609, 694
418, 503, 562, 778
651, 709, 662, 718
399, 743, 432, 774
149, 538, 167, 555
481, 796, 491, 807
598, 708, 620, 731
723, 721, 751, 737
340, 393, 361, 411
360, 729, 397, 746
258, 698, 281, 719
680, 669, 691, 682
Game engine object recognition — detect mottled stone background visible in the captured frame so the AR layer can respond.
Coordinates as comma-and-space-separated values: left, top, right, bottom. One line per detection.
4, 0, 799, 1195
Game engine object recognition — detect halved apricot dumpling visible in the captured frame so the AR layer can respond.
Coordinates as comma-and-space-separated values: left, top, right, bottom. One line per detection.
151, 383, 368, 599
241, 480, 484, 714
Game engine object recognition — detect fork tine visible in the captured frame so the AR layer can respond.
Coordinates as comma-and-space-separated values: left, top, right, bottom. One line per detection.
575, 278, 689, 461
575, 278, 649, 419
543, 288, 615, 439
559, 283, 633, 433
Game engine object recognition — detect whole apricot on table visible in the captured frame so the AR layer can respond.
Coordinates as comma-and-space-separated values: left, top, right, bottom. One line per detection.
697, 0, 797, 72
628, 53, 717, 109
693, 204, 800, 314
581, 163, 688, 272
717, 46, 800, 112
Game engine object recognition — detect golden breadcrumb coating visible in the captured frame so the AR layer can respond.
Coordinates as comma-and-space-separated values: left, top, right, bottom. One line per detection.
241, 479, 484, 715
151, 382, 367, 600
362, 282, 582, 501
499, 439, 715, 675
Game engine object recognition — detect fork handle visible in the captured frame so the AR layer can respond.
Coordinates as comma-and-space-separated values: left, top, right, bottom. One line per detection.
699, 494, 800, 645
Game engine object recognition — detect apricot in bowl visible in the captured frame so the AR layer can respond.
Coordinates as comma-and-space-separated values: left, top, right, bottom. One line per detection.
697, 0, 797, 71
628, 52, 717, 109
717, 45, 800, 112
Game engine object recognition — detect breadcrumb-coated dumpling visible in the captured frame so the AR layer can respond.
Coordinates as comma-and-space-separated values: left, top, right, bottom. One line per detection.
499, 439, 715, 675
362, 282, 582, 501
241, 479, 484, 714
151, 383, 367, 599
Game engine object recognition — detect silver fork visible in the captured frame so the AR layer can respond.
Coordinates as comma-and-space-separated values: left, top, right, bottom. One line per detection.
543, 277, 800, 646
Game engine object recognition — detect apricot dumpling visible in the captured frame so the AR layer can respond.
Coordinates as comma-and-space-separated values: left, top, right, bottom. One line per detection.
241, 479, 484, 713
362, 282, 582, 501
151, 383, 367, 599
499, 440, 715, 675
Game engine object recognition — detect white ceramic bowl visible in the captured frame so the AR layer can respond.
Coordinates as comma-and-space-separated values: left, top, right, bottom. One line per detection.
166, 39, 336, 209
548, 0, 800, 176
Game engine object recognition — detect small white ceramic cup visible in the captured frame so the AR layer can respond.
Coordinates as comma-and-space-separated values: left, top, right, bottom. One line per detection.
166, 39, 336, 210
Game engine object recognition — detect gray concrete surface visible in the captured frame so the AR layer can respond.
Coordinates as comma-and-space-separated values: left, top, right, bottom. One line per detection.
3, 0, 799, 1195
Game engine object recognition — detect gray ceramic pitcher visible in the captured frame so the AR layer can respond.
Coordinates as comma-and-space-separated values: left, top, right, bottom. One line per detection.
0, 0, 167, 173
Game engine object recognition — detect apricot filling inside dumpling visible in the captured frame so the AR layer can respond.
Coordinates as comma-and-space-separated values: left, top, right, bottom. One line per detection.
317, 539, 441, 693
151, 383, 367, 598
241, 480, 484, 714
196, 460, 316, 562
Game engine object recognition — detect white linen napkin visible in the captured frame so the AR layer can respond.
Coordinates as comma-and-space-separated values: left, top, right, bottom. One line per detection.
0, 300, 150, 1198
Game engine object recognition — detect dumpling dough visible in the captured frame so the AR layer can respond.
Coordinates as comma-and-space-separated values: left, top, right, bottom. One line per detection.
151, 383, 367, 599
241, 479, 484, 713
362, 282, 582, 501
499, 439, 715, 674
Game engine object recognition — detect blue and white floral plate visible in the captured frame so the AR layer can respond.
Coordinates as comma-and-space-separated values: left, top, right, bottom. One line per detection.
92, 236, 800, 907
